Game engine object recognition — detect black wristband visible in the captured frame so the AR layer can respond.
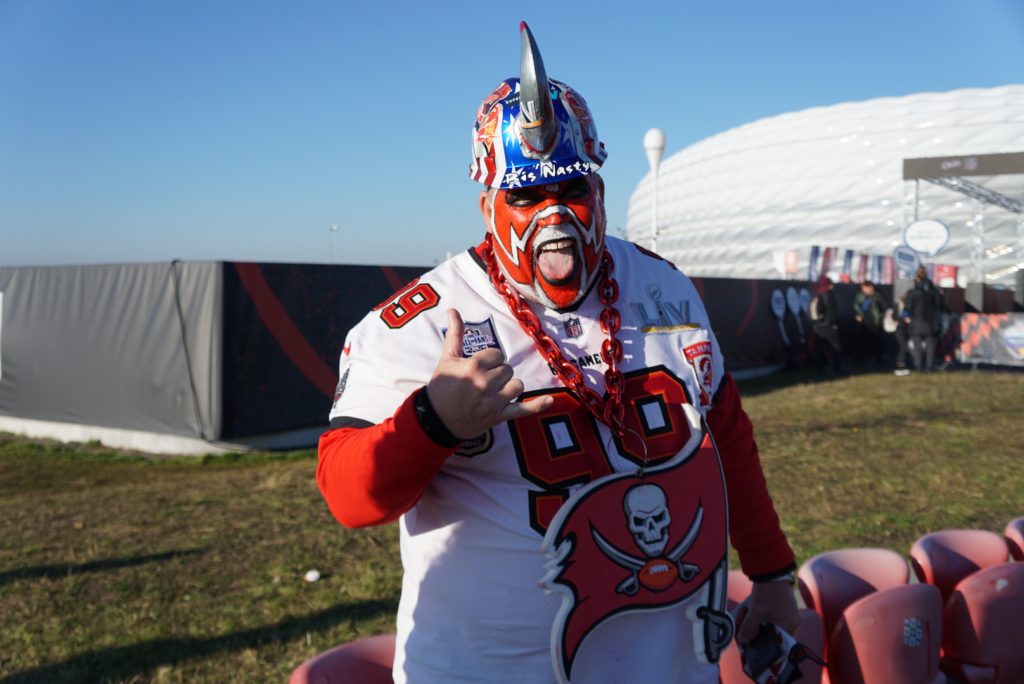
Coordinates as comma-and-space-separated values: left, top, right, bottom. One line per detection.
413, 387, 461, 448
750, 563, 798, 584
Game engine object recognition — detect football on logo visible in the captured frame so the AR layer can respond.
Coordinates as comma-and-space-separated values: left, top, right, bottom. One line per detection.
640, 559, 679, 591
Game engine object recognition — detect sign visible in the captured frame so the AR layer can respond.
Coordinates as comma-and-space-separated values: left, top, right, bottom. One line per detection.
893, 246, 921, 278
904, 219, 950, 257
785, 287, 801, 316
770, 289, 786, 319
933, 264, 959, 288
903, 151, 1024, 180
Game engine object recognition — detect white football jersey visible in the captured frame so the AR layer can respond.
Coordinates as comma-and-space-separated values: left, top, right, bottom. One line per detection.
330, 236, 730, 683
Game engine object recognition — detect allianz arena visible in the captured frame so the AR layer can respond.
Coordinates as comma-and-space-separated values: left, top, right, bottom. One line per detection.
626, 85, 1024, 288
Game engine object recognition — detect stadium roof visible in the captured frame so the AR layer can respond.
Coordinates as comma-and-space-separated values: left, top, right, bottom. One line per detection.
627, 84, 1024, 287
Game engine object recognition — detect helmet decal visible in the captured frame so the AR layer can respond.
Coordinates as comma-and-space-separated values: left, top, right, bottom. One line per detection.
470, 23, 607, 190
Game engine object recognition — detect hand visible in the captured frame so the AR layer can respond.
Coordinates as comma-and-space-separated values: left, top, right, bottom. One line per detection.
737, 580, 800, 644
427, 309, 553, 440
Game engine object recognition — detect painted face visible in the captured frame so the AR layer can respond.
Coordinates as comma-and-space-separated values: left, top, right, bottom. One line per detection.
484, 175, 606, 309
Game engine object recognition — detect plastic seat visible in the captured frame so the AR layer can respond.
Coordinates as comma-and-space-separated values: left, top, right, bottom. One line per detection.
726, 569, 753, 611
289, 633, 395, 684
909, 529, 1009, 605
797, 547, 909, 650
718, 608, 824, 684
1005, 517, 1024, 561
828, 583, 944, 684
941, 562, 1024, 684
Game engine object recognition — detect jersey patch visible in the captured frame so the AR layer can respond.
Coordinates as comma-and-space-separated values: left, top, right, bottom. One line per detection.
683, 341, 714, 407
442, 317, 504, 358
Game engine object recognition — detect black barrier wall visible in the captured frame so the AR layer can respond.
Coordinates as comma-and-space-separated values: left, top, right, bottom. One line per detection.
1, 254, 967, 452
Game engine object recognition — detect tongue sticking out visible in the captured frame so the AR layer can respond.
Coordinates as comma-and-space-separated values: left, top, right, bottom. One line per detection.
537, 244, 576, 283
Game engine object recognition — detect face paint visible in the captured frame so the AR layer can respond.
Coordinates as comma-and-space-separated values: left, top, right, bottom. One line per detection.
487, 175, 606, 309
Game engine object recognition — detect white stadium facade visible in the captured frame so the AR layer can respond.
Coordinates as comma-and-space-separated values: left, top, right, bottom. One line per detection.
626, 85, 1024, 290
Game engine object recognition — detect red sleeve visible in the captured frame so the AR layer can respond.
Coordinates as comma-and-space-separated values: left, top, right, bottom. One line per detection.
706, 373, 795, 578
316, 389, 455, 528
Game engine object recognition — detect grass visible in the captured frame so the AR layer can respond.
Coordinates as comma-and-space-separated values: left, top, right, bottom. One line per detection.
1, 367, 1022, 682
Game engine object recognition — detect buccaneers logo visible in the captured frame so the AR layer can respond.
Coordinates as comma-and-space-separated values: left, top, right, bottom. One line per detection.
540, 429, 732, 682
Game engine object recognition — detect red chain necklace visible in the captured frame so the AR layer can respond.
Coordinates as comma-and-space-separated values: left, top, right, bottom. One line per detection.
482, 235, 626, 437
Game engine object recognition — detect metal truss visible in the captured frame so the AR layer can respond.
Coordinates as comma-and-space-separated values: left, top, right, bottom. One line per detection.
922, 176, 1023, 214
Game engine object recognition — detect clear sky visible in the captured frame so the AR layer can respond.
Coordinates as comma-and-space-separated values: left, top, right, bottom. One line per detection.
2, 1, 1022, 268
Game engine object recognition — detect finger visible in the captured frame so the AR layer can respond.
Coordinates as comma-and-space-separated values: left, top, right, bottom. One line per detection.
736, 615, 761, 643
484, 363, 515, 391
472, 347, 506, 370
498, 393, 554, 422
442, 309, 465, 359
495, 377, 525, 404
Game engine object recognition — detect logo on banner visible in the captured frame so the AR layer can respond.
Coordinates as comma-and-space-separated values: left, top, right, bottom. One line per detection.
683, 342, 714, 407
540, 436, 730, 683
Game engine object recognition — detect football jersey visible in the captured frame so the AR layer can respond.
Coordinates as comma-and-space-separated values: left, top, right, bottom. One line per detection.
330, 236, 732, 684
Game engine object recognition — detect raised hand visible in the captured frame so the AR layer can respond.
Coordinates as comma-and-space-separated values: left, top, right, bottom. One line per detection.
427, 309, 553, 440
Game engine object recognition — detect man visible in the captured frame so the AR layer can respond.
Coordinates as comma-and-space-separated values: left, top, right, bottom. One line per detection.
903, 265, 943, 372
851, 280, 887, 367
809, 275, 843, 374
317, 23, 797, 683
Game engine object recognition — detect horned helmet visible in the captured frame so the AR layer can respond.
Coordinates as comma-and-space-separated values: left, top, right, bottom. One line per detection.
470, 23, 608, 309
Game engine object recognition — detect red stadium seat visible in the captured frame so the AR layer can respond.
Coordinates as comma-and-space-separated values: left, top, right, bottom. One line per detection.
289, 633, 395, 684
828, 583, 944, 684
1005, 517, 1024, 561
797, 547, 909, 652
909, 529, 1009, 605
726, 569, 753, 610
719, 608, 824, 684
941, 562, 1024, 684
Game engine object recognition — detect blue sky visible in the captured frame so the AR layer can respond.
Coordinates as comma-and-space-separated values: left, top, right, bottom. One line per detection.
1, 1, 1022, 268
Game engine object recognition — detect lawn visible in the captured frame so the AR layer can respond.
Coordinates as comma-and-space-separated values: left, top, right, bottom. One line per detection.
1, 368, 1021, 682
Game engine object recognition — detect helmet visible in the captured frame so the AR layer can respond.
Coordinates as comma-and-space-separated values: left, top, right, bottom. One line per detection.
469, 23, 607, 190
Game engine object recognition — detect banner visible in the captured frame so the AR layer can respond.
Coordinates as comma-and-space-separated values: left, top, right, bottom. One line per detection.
934, 264, 958, 288
807, 246, 821, 281
857, 254, 869, 283
959, 314, 1024, 366
881, 256, 895, 285
841, 249, 854, 283
820, 247, 836, 279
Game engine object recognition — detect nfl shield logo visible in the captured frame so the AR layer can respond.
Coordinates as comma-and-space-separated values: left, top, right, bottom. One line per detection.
563, 316, 583, 338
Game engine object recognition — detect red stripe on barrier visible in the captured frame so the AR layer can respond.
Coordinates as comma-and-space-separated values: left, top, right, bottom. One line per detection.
380, 266, 405, 293
736, 280, 758, 336
234, 263, 338, 399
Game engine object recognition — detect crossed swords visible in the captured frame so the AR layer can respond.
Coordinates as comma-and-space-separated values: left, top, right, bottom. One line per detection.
591, 505, 704, 596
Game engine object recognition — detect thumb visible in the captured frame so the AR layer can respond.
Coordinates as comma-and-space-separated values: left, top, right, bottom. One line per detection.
442, 308, 466, 359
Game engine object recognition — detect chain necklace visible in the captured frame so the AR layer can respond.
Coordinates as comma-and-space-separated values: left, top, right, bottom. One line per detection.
482, 235, 626, 437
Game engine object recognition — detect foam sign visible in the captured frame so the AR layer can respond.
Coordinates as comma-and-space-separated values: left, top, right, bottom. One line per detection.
904, 219, 950, 257
893, 245, 921, 277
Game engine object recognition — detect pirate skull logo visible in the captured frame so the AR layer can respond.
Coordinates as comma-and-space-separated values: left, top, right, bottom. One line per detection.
625, 484, 672, 557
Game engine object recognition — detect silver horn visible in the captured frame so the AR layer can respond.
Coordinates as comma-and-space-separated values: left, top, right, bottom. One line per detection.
516, 22, 557, 159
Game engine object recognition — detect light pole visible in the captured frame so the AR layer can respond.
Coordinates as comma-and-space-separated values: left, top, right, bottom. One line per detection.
328, 224, 338, 263
643, 128, 666, 253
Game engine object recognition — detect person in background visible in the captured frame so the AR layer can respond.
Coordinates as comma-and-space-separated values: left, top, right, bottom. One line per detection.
809, 275, 843, 374
851, 280, 888, 368
903, 266, 944, 373
315, 23, 799, 684
891, 295, 912, 376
